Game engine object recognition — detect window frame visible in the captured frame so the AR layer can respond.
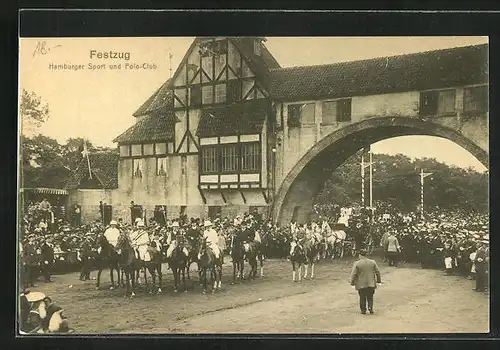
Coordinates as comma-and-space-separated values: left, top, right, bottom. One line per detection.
463, 85, 488, 113
202, 85, 214, 105
155, 157, 167, 176
419, 89, 457, 116
287, 104, 302, 127
336, 98, 352, 122
215, 83, 227, 104
240, 141, 261, 173
219, 143, 239, 174
200, 145, 219, 175
132, 158, 143, 178
189, 85, 202, 107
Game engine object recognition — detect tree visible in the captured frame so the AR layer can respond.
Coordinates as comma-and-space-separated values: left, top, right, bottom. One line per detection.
19, 89, 50, 135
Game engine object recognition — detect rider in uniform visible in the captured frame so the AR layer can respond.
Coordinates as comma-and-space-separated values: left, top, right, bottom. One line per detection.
202, 220, 221, 259
103, 220, 120, 249
166, 222, 189, 259
131, 220, 151, 261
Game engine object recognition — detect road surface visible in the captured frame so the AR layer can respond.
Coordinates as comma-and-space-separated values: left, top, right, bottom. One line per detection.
23, 257, 489, 334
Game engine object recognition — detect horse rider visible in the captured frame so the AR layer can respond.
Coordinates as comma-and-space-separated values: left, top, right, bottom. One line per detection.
103, 220, 121, 249
131, 220, 151, 261
166, 221, 189, 259
201, 220, 221, 259
289, 223, 306, 256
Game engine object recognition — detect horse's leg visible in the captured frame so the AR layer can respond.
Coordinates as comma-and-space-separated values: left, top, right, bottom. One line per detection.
181, 265, 186, 292
311, 261, 315, 279
298, 263, 302, 282
232, 261, 237, 285
157, 264, 163, 294
260, 255, 264, 278
292, 260, 296, 282
143, 266, 151, 294
96, 265, 102, 290
212, 267, 217, 293
304, 262, 309, 279
202, 269, 207, 294
125, 271, 130, 297
130, 270, 136, 298
186, 260, 191, 280
217, 264, 222, 289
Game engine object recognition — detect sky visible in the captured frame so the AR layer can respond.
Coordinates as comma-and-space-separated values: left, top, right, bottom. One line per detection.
19, 36, 488, 172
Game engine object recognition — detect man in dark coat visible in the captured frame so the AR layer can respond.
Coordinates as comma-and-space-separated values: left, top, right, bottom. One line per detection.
79, 236, 93, 281
40, 238, 55, 283
350, 248, 382, 314
22, 236, 39, 289
473, 241, 489, 292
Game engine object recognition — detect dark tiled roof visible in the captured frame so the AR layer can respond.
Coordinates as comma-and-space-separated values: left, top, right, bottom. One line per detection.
196, 99, 269, 138
231, 38, 281, 91
132, 79, 173, 117
269, 44, 488, 101
65, 152, 119, 190
113, 111, 178, 144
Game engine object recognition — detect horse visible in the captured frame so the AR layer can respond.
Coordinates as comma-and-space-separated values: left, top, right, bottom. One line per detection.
290, 241, 306, 282
230, 233, 245, 284
184, 236, 201, 281
95, 235, 121, 290
302, 236, 321, 279
142, 243, 164, 294
167, 236, 189, 292
243, 237, 264, 280
197, 237, 223, 294
115, 236, 140, 298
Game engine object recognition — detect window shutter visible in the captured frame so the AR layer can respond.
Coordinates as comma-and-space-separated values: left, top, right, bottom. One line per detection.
419, 91, 438, 116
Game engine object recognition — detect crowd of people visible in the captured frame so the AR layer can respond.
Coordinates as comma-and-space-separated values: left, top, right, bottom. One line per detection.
19, 198, 489, 294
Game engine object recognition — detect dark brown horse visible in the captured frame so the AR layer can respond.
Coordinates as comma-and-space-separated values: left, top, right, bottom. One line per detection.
230, 233, 245, 284
115, 237, 140, 298
95, 235, 120, 290
290, 242, 306, 282
142, 244, 164, 295
197, 238, 223, 294
167, 236, 189, 292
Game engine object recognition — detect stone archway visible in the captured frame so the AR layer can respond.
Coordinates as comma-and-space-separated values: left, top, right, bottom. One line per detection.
272, 116, 488, 226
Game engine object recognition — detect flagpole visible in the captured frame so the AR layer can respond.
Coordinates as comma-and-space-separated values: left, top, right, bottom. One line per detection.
84, 139, 92, 179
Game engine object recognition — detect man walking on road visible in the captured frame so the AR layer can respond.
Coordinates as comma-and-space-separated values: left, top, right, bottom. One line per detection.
350, 248, 382, 315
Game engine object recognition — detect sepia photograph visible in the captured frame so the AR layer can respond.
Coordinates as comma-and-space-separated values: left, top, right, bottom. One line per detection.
17, 35, 489, 334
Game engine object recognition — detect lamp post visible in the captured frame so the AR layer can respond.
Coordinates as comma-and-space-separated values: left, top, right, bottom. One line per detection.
420, 169, 433, 219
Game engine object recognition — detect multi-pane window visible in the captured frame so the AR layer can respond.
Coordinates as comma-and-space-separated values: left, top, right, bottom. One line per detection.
155, 143, 167, 155
143, 143, 154, 156
189, 86, 202, 107
437, 90, 456, 114
241, 142, 260, 172
322, 101, 337, 124
336, 99, 352, 122
227, 79, 241, 103
201, 56, 213, 78
420, 89, 456, 116
202, 85, 213, 105
215, 84, 227, 103
287, 104, 302, 127
156, 157, 167, 176
220, 144, 238, 173
120, 145, 130, 157
132, 158, 143, 178
287, 103, 316, 126
201, 146, 218, 173
464, 86, 488, 112
131, 144, 142, 157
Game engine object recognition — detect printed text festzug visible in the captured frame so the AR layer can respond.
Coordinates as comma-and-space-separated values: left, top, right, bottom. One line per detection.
90, 50, 130, 60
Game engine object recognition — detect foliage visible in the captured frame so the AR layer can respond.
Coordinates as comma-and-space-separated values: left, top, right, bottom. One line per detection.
20, 135, 117, 189
314, 150, 489, 213
19, 89, 50, 135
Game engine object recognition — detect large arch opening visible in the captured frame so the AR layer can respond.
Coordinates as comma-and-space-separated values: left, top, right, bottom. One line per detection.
272, 117, 488, 226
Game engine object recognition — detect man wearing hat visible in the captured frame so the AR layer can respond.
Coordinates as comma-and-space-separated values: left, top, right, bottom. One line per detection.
130, 220, 151, 261
202, 220, 221, 259
103, 220, 120, 248
165, 221, 188, 259
40, 237, 55, 283
350, 248, 382, 315
473, 240, 489, 293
